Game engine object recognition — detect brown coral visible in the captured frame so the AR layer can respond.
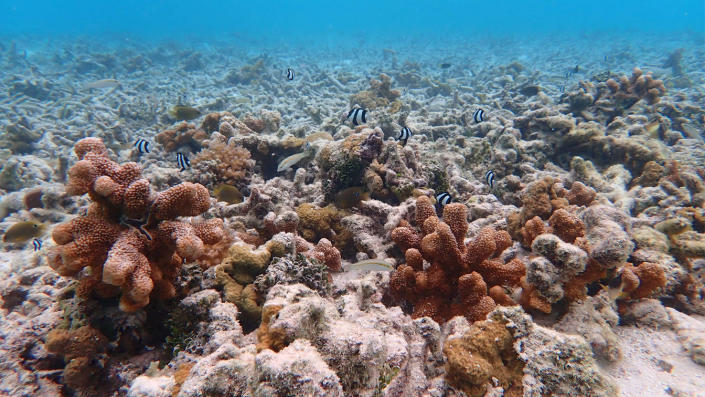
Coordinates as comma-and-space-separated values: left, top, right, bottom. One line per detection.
45, 326, 109, 391
155, 122, 208, 152
509, 178, 584, 246
444, 318, 524, 397
389, 197, 525, 324
296, 203, 353, 258
565, 181, 596, 206
631, 161, 664, 187
548, 208, 585, 244
192, 138, 253, 186
519, 216, 546, 248
606, 67, 666, 107
48, 138, 225, 312
350, 73, 401, 110
620, 262, 667, 299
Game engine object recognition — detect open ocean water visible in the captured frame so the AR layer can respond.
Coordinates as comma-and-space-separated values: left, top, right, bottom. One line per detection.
0, 1, 705, 397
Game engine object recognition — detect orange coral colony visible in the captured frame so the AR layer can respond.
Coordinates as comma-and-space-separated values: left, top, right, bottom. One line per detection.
48, 137, 225, 312
389, 196, 525, 324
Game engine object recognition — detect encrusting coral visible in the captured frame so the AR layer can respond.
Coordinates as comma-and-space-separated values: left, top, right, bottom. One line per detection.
45, 325, 109, 392
215, 232, 341, 330
389, 196, 525, 324
155, 121, 208, 152
48, 138, 225, 312
444, 317, 524, 397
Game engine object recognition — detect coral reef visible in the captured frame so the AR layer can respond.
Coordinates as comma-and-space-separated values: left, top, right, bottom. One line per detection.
45, 325, 109, 392
5, 34, 705, 397
1, 118, 42, 154
224, 57, 266, 85
555, 293, 621, 362
317, 128, 384, 199
155, 122, 208, 153
47, 138, 225, 311
444, 317, 523, 396
350, 73, 402, 110
565, 68, 666, 120
253, 254, 331, 297
215, 232, 341, 329
191, 134, 254, 188
494, 307, 618, 396
389, 196, 525, 323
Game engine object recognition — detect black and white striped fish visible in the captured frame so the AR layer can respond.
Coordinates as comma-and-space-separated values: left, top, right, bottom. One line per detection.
347, 107, 368, 126
176, 152, 191, 171
120, 215, 153, 241
435, 192, 452, 212
134, 139, 150, 153
473, 108, 485, 123
32, 238, 42, 251
485, 170, 496, 188
397, 126, 412, 146
286, 68, 295, 81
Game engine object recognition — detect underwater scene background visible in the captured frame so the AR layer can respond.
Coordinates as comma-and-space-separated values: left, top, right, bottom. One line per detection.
0, 1, 704, 396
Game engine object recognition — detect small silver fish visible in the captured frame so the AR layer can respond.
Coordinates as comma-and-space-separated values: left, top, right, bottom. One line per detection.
277, 151, 309, 172
84, 79, 120, 89
342, 259, 395, 272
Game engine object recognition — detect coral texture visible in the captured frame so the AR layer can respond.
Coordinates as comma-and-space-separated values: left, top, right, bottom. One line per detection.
444, 317, 524, 397
45, 326, 109, 392
191, 135, 254, 187
48, 138, 224, 311
155, 122, 208, 152
389, 196, 525, 323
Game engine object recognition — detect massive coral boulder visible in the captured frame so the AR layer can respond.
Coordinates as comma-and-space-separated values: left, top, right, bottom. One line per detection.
48, 138, 225, 311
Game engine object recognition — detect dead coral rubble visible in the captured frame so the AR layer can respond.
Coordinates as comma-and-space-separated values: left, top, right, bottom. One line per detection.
389, 196, 525, 324
48, 137, 225, 312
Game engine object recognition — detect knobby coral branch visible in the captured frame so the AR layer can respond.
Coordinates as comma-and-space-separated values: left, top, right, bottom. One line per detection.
48, 138, 224, 311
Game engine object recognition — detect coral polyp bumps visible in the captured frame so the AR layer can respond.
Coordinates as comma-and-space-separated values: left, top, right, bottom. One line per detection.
48, 138, 225, 311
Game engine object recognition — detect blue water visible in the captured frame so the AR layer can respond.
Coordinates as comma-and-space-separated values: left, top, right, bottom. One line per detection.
1, 0, 703, 45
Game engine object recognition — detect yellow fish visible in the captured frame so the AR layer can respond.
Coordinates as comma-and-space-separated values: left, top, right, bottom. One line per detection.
212, 183, 243, 204
3, 221, 46, 243
169, 105, 201, 121
334, 187, 370, 209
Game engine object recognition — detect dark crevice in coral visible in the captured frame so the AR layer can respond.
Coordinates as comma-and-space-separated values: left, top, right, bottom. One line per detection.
1, 287, 28, 311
